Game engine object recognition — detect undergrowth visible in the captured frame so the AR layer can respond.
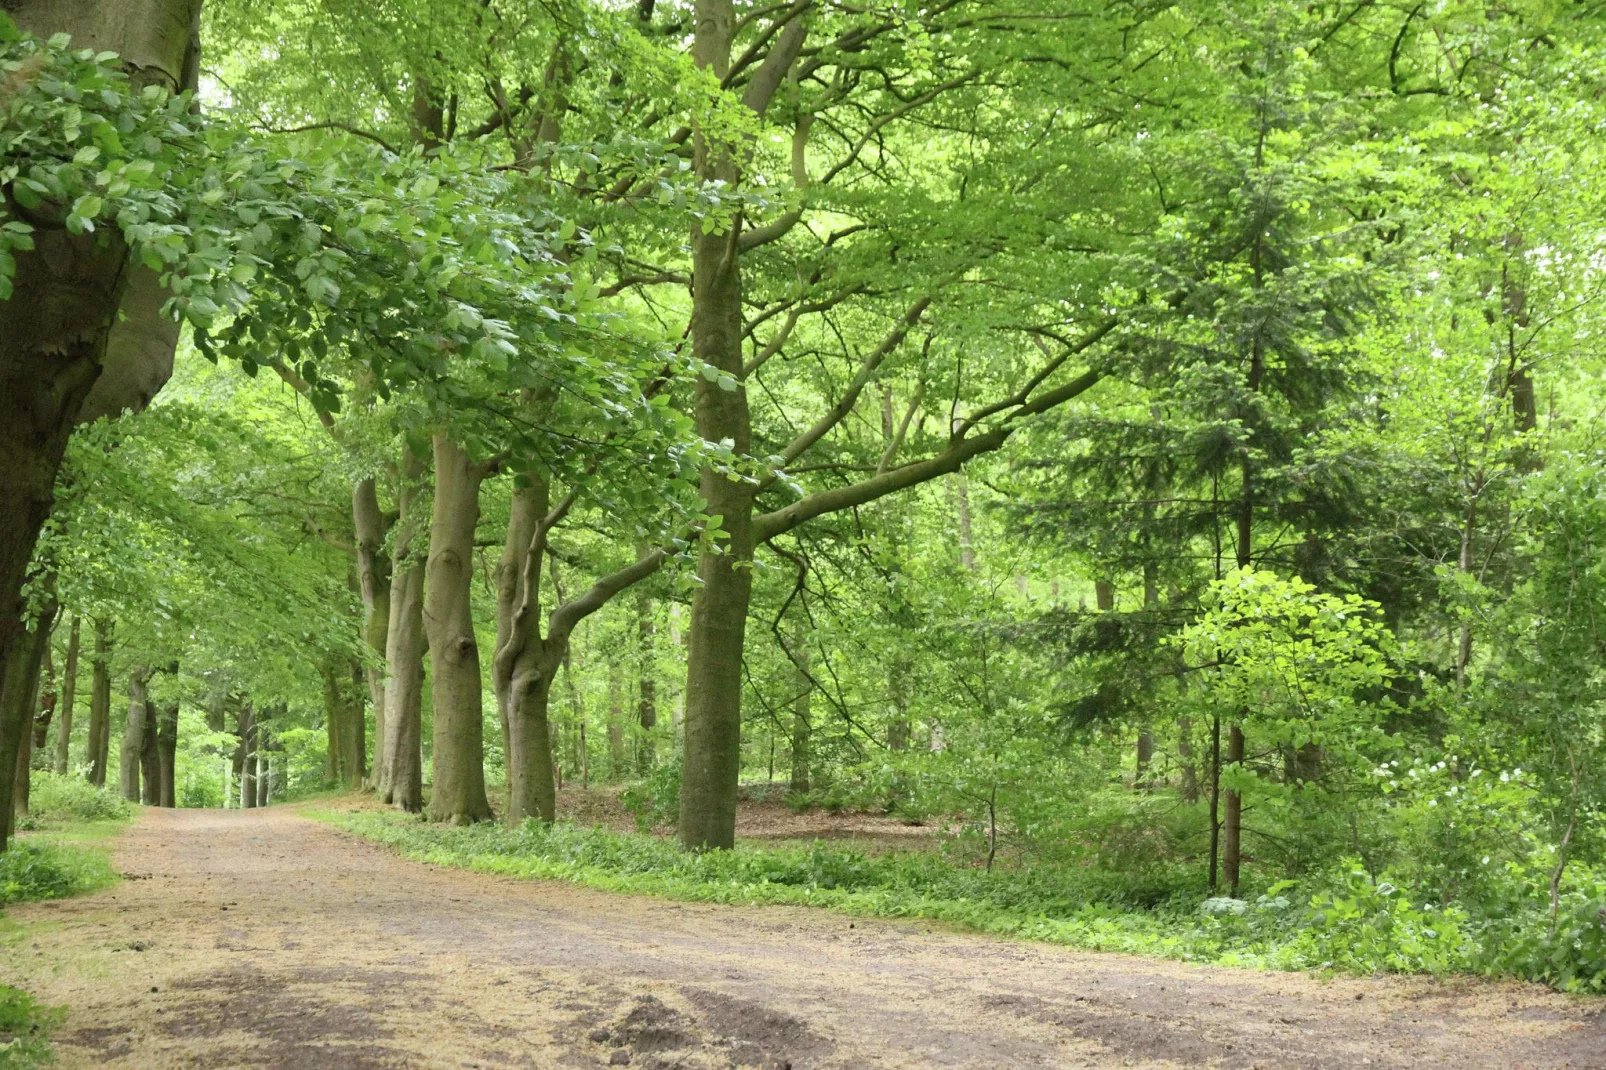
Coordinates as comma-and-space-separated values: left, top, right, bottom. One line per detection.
0, 984, 63, 1070
322, 807, 1606, 992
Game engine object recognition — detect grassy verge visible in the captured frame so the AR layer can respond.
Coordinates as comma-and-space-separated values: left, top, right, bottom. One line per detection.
2, 774, 134, 1067
315, 805, 1604, 991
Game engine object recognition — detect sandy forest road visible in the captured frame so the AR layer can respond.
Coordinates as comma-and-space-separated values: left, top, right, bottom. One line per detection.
3, 808, 1603, 1069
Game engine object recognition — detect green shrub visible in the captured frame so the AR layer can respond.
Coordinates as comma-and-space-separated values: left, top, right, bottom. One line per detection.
26, 772, 133, 824
0, 985, 63, 1070
0, 840, 118, 905
621, 759, 681, 832
324, 807, 1606, 993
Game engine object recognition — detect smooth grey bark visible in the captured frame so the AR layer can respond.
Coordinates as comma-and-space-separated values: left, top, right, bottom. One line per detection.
423, 434, 495, 825
381, 444, 428, 811
54, 615, 79, 774
86, 619, 111, 786
0, 0, 200, 693
118, 667, 153, 803
352, 476, 392, 785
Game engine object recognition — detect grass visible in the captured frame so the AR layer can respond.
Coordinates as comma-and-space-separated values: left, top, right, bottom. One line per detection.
1, 773, 134, 1066
309, 806, 1502, 980
317, 803, 1606, 992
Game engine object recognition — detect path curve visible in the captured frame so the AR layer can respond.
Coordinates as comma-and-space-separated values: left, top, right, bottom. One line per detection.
4, 807, 1603, 1068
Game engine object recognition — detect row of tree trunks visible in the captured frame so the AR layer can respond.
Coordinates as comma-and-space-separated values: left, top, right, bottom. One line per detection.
321, 657, 366, 789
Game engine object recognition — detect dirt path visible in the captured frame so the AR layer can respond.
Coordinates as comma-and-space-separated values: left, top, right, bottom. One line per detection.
3, 808, 1602, 1069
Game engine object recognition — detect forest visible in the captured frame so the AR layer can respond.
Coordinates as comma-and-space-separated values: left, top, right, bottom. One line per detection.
3, 0, 1606, 1064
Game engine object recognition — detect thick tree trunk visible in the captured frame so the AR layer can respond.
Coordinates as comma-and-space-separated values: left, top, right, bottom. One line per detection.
139, 698, 160, 805
0, 0, 201, 689
87, 619, 111, 786
678, 3, 755, 849
1, 605, 56, 845
54, 615, 79, 774
381, 445, 428, 810
493, 479, 558, 825
119, 668, 152, 803
423, 435, 493, 825
156, 701, 177, 807
353, 477, 392, 785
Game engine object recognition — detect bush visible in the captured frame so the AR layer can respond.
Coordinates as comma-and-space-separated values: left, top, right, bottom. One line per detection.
326, 807, 1606, 993
621, 759, 681, 832
26, 772, 133, 824
0, 985, 63, 1070
0, 840, 118, 905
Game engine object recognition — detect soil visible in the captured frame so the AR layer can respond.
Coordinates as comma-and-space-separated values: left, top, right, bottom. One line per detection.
3, 805, 1603, 1069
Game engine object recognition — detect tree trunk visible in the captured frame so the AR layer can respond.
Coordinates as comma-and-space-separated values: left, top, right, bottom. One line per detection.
353, 476, 392, 787
1223, 724, 1245, 897
0, 0, 201, 691
119, 668, 153, 803
139, 698, 160, 806
381, 444, 429, 811
635, 594, 657, 775
346, 658, 366, 787
156, 701, 177, 807
256, 746, 270, 807
54, 616, 79, 774
32, 637, 56, 752
233, 701, 254, 809
789, 645, 811, 794
607, 664, 627, 779
87, 619, 112, 786
491, 477, 561, 826
954, 475, 976, 570
1, 605, 56, 845
423, 434, 493, 825
323, 661, 344, 783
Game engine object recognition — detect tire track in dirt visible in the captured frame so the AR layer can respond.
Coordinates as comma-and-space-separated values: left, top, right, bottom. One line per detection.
3, 806, 1602, 1068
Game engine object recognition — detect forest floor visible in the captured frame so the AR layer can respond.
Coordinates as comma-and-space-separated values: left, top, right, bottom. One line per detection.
2, 805, 1603, 1070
